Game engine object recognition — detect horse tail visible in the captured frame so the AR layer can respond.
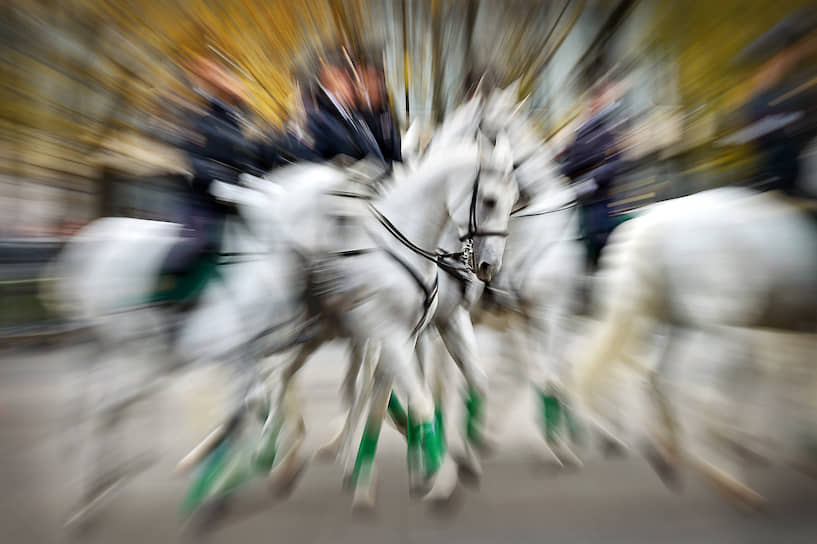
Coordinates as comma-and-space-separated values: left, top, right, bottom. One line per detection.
38, 235, 84, 322
38, 257, 60, 319
572, 207, 664, 414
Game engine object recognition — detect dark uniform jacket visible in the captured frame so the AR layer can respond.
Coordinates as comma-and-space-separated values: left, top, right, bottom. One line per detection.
741, 73, 817, 197
560, 103, 624, 237
293, 89, 402, 167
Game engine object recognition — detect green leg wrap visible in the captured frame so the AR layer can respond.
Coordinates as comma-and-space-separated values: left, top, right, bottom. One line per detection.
351, 421, 381, 486
406, 412, 422, 476
464, 388, 484, 446
181, 439, 232, 516
387, 393, 408, 433
434, 405, 446, 458
420, 421, 441, 478
539, 392, 562, 444
210, 447, 253, 497
253, 419, 281, 472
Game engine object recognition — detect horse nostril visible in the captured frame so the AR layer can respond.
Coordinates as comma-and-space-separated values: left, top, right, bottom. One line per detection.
479, 262, 490, 275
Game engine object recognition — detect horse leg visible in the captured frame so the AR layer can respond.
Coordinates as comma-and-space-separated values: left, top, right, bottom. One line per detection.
477, 322, 526, 457
340, 342, 381, 486
377, 337, 439, 497
176, 348, 260, 475
68, 338, 157, 528
435, 312, 486, 485
679, 331, 766, 511
525, 304, 583, 469
68, 342, 127, 528
316, 340, 367, 462
265, 341, 319, 496
424, 339, 469, 511
351, 375, 391, 511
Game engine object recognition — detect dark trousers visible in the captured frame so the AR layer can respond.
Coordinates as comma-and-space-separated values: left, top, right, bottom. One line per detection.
161, 204, 223, 276
579, 203, 612, 274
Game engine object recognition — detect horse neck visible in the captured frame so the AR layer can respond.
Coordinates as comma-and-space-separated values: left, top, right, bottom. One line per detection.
376, 152, 473, 257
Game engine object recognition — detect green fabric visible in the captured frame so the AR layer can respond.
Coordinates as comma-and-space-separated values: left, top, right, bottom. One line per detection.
387, 393, 408, 433
149, 254, 221, 305
181, 438, 233, 516
210, 447, 254, 498
464, 388, 483, 446
420, 421, 441, 478
434, 405, 446, 459
351, 421, 381, 486
406, 411, 442, 479
253, 420, 280, 472
406, 413, 422, 475
539, 392, 562, 444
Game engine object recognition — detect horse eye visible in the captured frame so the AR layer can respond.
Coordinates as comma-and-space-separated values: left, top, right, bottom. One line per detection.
484, 197, 497, 210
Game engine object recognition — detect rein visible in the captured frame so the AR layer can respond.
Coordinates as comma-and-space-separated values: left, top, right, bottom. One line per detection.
360, 169, 504, 335
510, 203, 580, 301
511, 199, 577, 217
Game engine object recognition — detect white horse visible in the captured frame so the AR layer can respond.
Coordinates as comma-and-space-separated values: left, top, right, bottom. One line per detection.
572, 186, 817, 509
321, 85, 596, 507
183, 103, 518, 511
45, 176, 310, 526
300, 97, 516, 504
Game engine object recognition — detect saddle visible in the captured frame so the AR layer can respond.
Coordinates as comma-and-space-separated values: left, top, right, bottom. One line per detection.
151, 252, 221, 308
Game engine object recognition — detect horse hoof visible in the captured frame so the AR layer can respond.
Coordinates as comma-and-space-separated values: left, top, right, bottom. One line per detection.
551, 443, 583, 470
351, 469, 377, 514
453, 451, 482, 488
728, 487, 768, 515
720, 436, 771, 468
341, 471, 355, 493
268, 454, 308, 499
642, 442, 682, 492
352, 489, 377, 514
790, 457, 817, 479
426, 483, 465, 517
315, 442, 340, 463
456, 463, 481, 489
601, 437, 627, 459
473, 436, 499, 459
408, 478, 433, 500
180, 496, 231, 539
66, 461, 145, 531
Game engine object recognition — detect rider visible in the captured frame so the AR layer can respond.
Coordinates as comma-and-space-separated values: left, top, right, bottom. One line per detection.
559, 65, 625, 274
159, 55, 262, 284
355, 54, 402, 167
726, 9, 817, 201
297, 51, 385, 164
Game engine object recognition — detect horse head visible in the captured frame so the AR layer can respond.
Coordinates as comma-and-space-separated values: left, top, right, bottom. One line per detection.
443, 130, 518, 282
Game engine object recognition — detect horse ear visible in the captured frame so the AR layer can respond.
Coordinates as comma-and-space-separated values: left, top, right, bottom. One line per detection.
476, 131, 493, 160
503, 79, 521, 102
466, 93, 483, 119
493, 132, 513, 173
402, 120, 421, 162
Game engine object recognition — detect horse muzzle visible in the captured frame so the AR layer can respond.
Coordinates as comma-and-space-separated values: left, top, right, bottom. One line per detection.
476, 260, 498, 282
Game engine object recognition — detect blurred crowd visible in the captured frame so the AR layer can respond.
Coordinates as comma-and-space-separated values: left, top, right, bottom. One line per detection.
3, 1, 817, 319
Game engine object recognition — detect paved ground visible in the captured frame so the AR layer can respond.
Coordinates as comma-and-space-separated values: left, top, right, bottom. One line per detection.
2, 340, 816, 544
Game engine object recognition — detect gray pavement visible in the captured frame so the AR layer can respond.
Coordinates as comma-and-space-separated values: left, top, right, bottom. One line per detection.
1, 342, 816, 544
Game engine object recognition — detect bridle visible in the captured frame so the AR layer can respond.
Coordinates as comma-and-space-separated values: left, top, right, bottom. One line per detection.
363, 163, 512, 335
459, 166, 512, 242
